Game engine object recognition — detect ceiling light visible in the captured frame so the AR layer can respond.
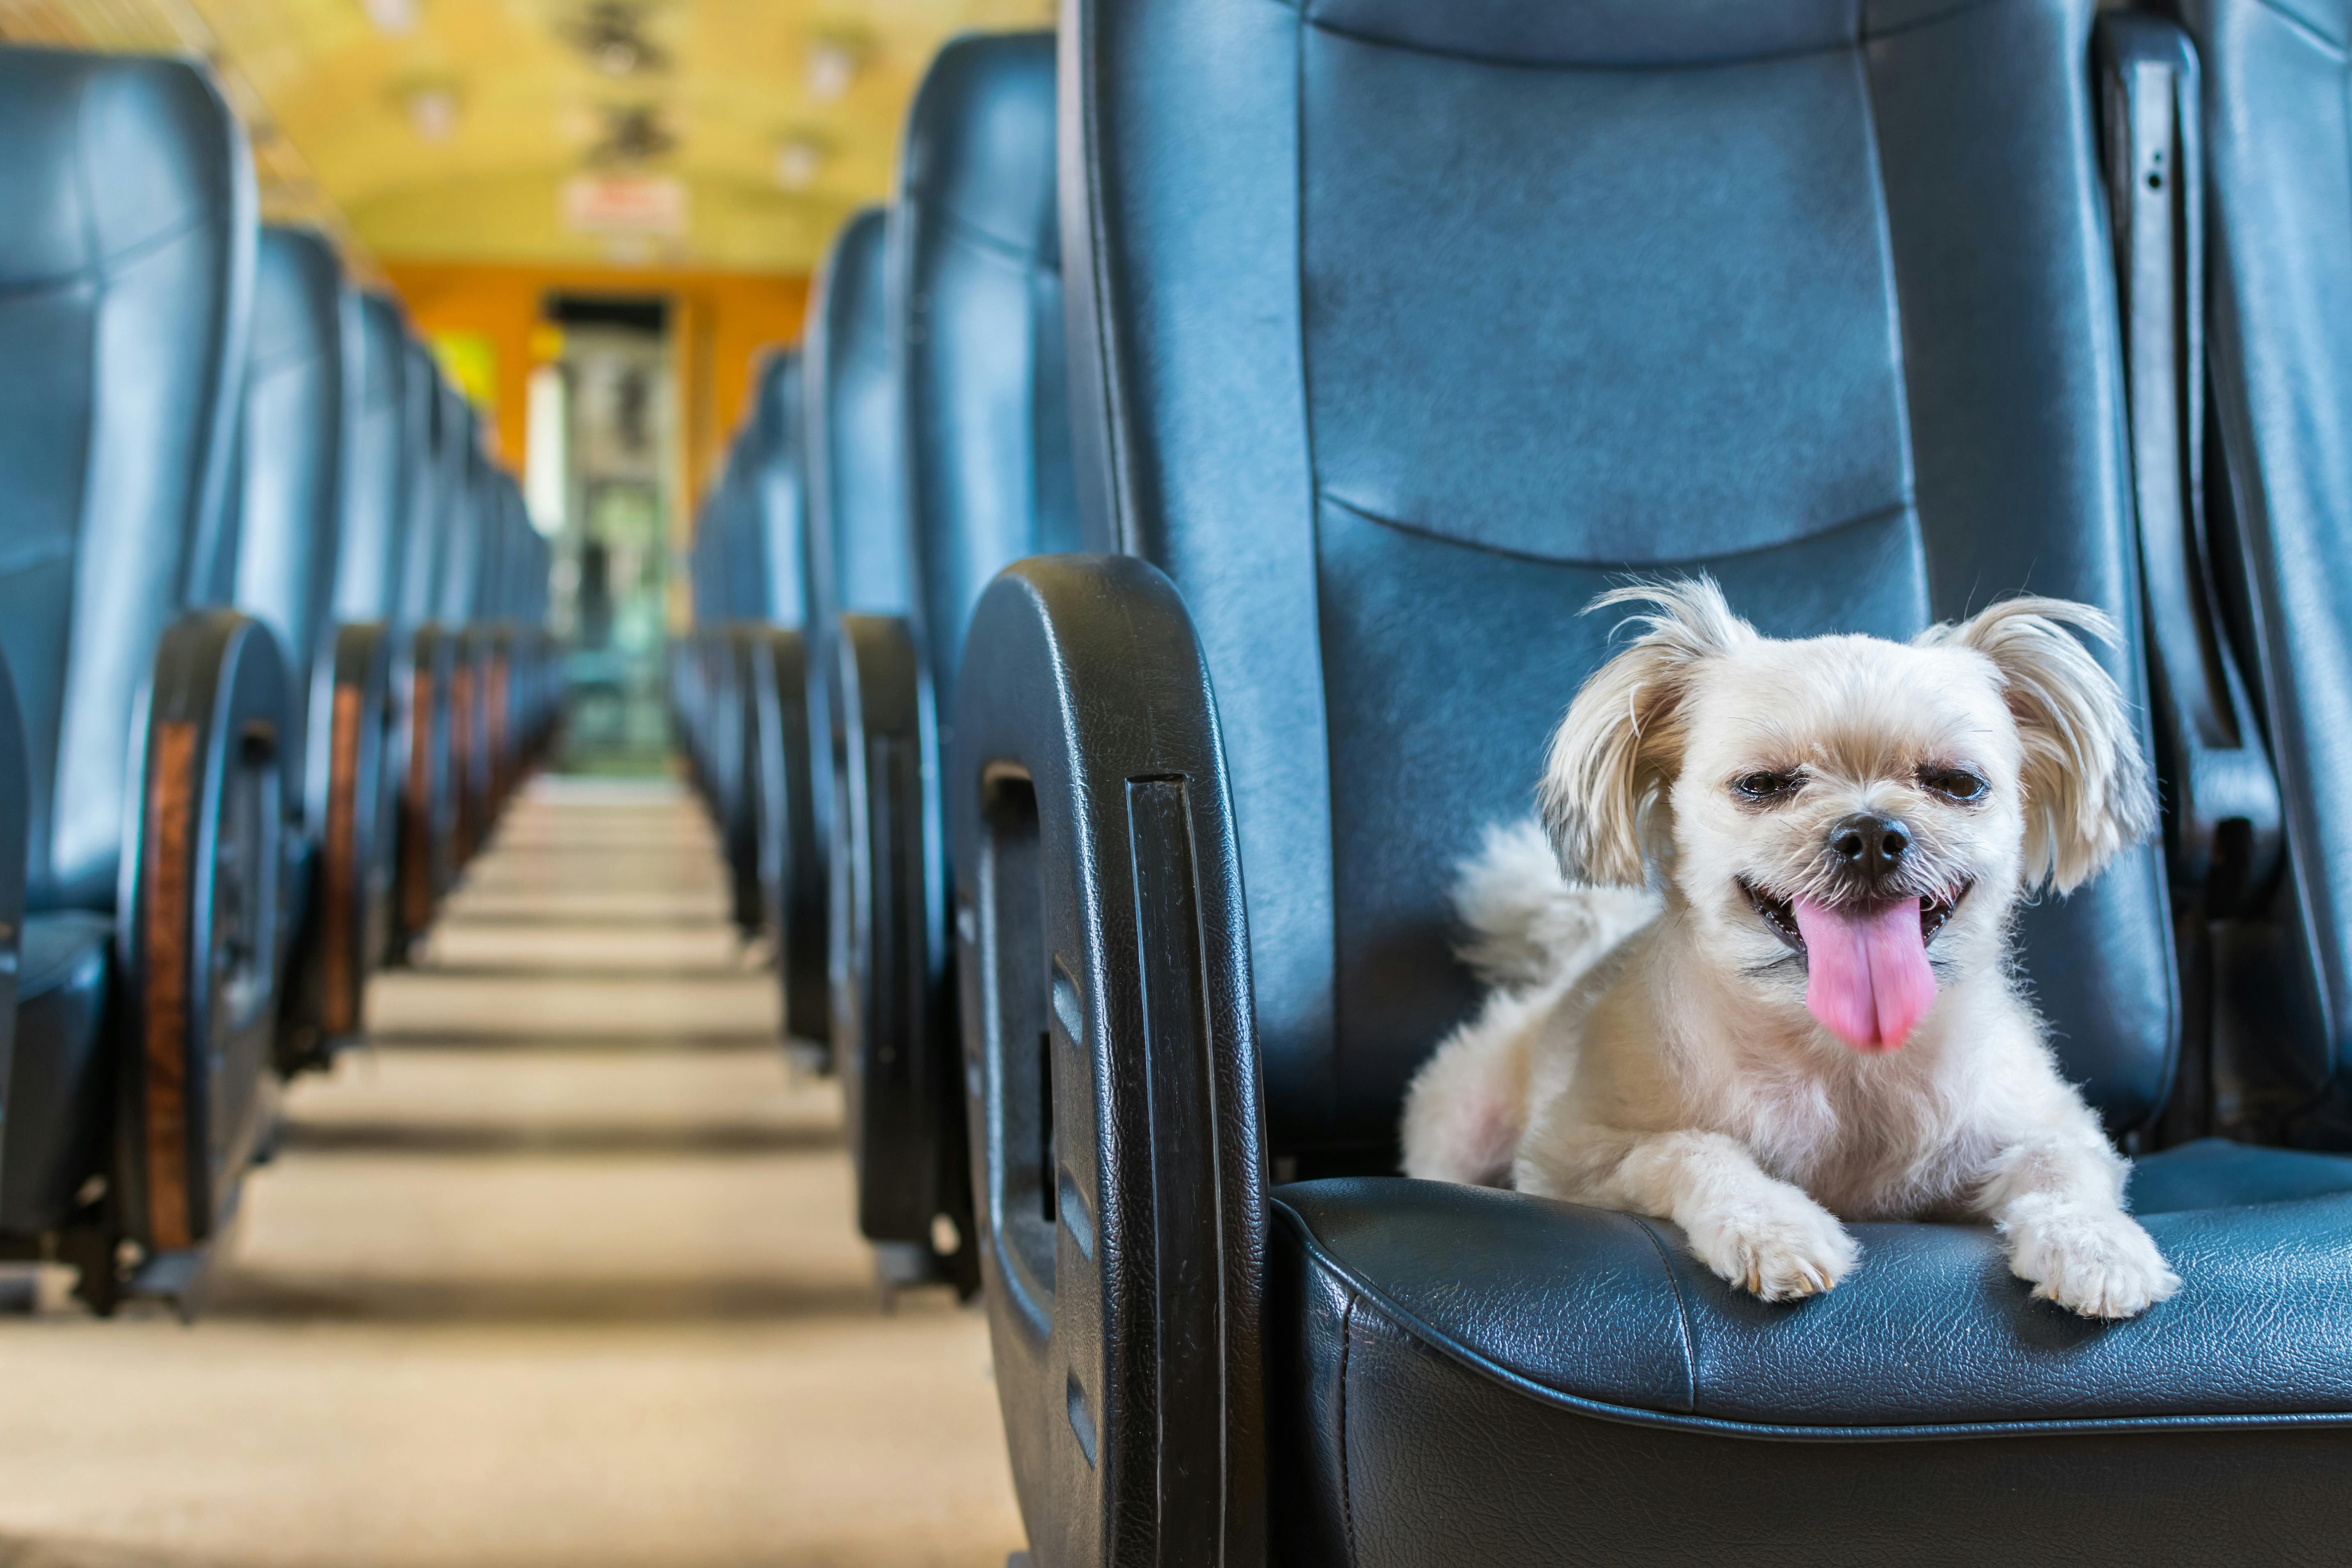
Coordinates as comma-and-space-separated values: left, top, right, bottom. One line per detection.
773, 132, 826, 191
805, 30, 868, 103
405, 84, 460, 142
362, 0, 417, 35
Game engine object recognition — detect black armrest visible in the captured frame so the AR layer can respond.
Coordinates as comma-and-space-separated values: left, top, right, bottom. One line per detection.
830, 609, 970, 1257
742, 625, 828, 1048
449, 627, 495, 866
949, 554, 1266, 1566
119, 607, 292, 1262
280, 618, 396, 1069
393, 623, 455, 952
717, 625, 769, 935
0, 645, 25, 1083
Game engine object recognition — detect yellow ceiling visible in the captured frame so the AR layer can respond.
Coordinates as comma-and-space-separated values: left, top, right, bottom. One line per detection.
0, 0, 1053, 273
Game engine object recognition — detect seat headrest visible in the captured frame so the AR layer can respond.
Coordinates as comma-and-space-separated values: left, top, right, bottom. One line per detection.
806, 205, 908, 623
0, 48, 246, 288
903, 31, 1057, 263
358, 293, 407, 410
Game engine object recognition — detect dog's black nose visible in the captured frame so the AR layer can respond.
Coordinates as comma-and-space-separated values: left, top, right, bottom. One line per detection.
1829, 813, 1910, 874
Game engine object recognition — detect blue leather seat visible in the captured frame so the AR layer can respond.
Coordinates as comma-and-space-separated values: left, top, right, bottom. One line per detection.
945, 0, 2352, 1557
480, 472, 538, 812
0, 46, 291, 1312
391, 343, 460, 952
682, 351, 815, 953
2169, 0, 2352, 1148
205, 226, 351, 774
833, 28, 1068, 1285
803, 206, 909, 1059
441, 430, 494, 864
694, 395, 771, 932
317, 291, 414, 998
207, 224, 391, 1072
734, 351, 823, 1032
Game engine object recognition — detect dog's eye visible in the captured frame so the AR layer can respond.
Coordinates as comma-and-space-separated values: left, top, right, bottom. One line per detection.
1919, 767, 1989, 803
1732, 770, 1800, 803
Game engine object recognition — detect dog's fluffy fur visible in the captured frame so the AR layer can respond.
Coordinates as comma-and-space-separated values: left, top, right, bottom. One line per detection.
1400, 580, 2182, 1319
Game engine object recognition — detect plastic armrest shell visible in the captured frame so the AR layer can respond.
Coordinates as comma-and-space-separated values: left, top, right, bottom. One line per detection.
119, 607, 292, 1256
950, 554, 1266, 1567
284, 618, 395, 1065
743, 625, 828, 1046
830, 610, 965, 1249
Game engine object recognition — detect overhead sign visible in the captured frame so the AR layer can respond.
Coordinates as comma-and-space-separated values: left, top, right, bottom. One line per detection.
561, 173, 687, 237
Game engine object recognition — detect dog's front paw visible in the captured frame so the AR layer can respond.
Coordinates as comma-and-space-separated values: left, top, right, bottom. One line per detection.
2003, 1201, 2180, 1319
1684, 1191, 1859, 1302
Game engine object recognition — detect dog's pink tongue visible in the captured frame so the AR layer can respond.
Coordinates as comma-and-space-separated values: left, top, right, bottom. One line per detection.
1791, 897, 1935, 1052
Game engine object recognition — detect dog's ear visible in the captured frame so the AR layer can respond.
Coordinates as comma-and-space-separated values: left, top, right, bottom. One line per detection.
1540, 578, 1752, 887
1916, 597, 2156, 894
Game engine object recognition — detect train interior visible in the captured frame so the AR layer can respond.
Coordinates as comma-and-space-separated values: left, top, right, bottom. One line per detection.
0, 0, 2349, 1563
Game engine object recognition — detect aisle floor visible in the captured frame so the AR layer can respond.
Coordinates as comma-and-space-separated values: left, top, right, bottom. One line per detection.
0, 777, 1024, 1568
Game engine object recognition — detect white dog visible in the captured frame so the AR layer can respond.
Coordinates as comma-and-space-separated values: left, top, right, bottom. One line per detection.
1400, 579, 2182, 1319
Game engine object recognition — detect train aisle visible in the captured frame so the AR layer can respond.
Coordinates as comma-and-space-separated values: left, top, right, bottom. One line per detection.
0, 777, 1023, 1568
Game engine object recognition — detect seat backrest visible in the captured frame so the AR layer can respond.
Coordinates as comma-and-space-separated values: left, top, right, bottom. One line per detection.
712, 436, 766, 624
806, 206, 911, 629
435, 393, 485, 628
750, 350, 808, 627
2176, 0, 2352, 1105
1065, 0, 2176, 1158
211, 225, 355, 773
396, 345, 449, 634
0, 47, 254, 914
494, 477, 527, 623
899, 30, 1077, 724
337, 293, 410, 625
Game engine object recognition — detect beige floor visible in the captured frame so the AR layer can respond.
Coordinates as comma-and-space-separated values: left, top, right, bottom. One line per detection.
0, 776, 1026, 1568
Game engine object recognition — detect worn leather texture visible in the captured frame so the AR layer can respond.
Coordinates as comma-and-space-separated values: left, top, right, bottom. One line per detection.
1064, 0, 2174, 1155
2175, 0, 2352, 1100
336, 293, 410, 624
0, 47, 253, 913
2, 912, 112, 1233
1267, 1164, 2352, 1563
206, 225, 355, 775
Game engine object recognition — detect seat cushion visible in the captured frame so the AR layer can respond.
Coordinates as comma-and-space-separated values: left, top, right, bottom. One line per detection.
1269, 1173, 2352, 1566
3, 912, 114, 1234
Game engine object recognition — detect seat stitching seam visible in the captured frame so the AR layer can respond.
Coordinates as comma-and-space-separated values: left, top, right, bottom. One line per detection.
1317, 488, 1915, 570
1298, 0, 2005, 68
1299, 11, 1861, 72
1627, 1215, 1698, 1414
0, 540, 77, 581
930, 206, 1047, 268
